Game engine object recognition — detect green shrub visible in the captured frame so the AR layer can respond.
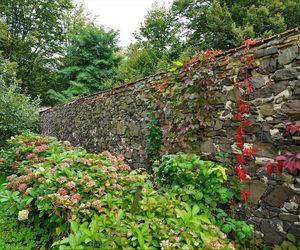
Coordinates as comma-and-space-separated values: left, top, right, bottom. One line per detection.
0, 133, 242, 249
154, 153, 253, 243
0, 58, 39, 145
154, 153, 229, 207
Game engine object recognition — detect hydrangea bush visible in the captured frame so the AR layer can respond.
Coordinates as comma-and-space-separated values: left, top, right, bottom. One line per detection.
0, 133, 252, 249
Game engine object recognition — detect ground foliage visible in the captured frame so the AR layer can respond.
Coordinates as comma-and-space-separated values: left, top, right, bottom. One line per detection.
0, 133, 253, 249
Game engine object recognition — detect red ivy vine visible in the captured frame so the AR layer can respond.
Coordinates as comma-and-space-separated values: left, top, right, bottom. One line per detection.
231, 39, 258, 202
264, 122, 300, 174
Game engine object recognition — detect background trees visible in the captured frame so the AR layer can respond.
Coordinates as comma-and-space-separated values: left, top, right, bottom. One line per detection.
48, 25, 121, 103
117, 4, 184, 83
0, 54, 39, 145
1, 0, 300, 104
0, 0, 121, 104
116, 0, 300, 83
0, 0, 73, 103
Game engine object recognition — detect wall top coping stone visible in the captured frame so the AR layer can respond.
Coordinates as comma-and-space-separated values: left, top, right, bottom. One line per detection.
41, 26, 300, 114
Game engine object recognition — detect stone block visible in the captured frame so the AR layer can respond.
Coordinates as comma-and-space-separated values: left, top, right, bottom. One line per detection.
248, 180, 267, 204
279, 213, 300, 222
251, 75, 267, 89
294, 80, 300, 95
128, 123, 141, 137
264, 186, 294, 207
200, 139, 216, 154
258, 102, 275, 116
254, 46, 278, 58
272, 68, 300, 81
260, 219, 285, 244
258, 57, 278, 74
278, 45, 299, 65
281, 100, 300, 115
116, 122, 126, 135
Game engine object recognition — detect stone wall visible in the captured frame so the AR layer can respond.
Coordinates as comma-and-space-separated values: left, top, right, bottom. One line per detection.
40, 27, 300, 245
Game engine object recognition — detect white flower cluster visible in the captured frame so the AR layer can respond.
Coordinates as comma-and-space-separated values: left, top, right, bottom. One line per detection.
36, 167, 45, 174
18, 209, 29, 221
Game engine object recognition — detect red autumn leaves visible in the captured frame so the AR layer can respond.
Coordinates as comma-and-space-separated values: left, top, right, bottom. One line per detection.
235, 166, 247, 182
231, 65, 255, 202
285, 122, 299, 136
263, 122, 299, 175
233, 98, 249, 122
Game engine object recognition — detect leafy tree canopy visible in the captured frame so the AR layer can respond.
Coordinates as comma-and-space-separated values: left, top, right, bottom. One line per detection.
0, 0, 74, 103
48, 24, 121, 104
171, 0, 300, 51
0, 54, 39, 144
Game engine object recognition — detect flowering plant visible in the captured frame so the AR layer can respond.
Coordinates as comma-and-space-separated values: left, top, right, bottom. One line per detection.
0, 133, 253, 249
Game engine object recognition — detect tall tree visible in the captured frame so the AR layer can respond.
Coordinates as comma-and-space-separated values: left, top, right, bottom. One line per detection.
117, 4, 184, 82
171, 0, 300, 51
48, 24, 121, 103
0, 53, 39, 145
0, 0, 73, 103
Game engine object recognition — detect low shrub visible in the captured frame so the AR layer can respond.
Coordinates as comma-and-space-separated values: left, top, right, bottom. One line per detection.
154, 153, 253, 243
0, 57, 39, 145
154, 153, 229, 207
0, 133, 253, 249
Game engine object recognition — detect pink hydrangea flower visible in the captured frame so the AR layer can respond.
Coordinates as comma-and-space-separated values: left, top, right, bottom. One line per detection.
70, 176, 78, 181
6, 176, 12, 182
81, 209, 90, 215
70, 193, 81, 205
19, 183, 27, 192
66, 181, 75, 190
38, 177, 45, 183
57, 188, 67, 196
56, 176, 67, 183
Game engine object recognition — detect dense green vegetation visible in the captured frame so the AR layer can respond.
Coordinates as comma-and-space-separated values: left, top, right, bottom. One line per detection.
0, 133, 253, 249
0, 54, 39, 145
0, 1, 299, 247
1, 0, 299, 104
0, 0, 121, 105
48, 24, 121, 103
119, 0, 300, 82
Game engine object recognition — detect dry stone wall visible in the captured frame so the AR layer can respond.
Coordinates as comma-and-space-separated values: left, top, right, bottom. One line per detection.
40, 28, 300, 245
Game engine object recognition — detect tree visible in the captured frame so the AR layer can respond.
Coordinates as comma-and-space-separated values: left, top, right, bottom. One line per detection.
0, 0, 73, 103
117, 43, 166, 83
48, 24, 121, 103
0, 54, 39, 145
117, 4, 184, 82
136, 4, 182, 55
171, 0, 300, 51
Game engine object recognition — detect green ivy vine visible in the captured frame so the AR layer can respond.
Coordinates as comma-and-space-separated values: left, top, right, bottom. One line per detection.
145, 115, 162, 168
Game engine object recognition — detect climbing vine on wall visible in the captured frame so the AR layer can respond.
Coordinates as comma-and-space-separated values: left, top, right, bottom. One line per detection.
145, 115, 162, 167
154, 50, 222, 151
230, 39, 258, 201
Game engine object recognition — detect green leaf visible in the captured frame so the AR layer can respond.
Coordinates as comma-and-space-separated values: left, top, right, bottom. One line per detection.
222, 224, 232, 234
242, 224, 251, 234
70, 221, 79, 234
173, 61, 183, 67
136, 230, 145, 249
194, 191, 203, 200
197, 214, 211, 224
68, 234, 77, 250
287, 233, 296, 244
175, 208, 186, 220
192, 205, 200, 215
